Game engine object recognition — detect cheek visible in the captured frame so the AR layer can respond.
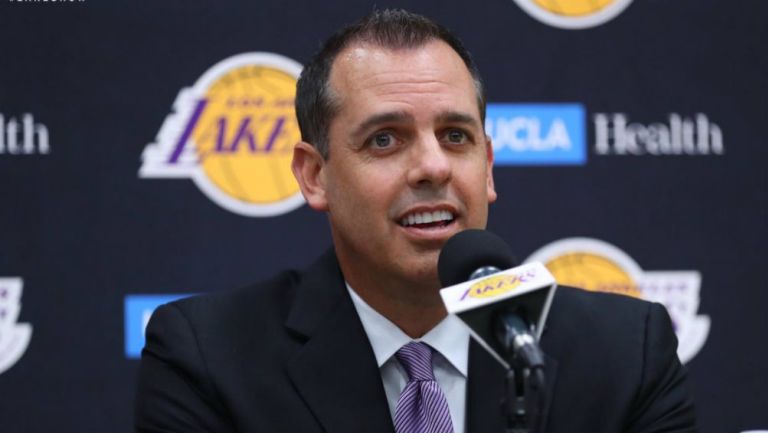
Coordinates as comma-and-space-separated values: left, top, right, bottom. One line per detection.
328, 168, 389, 220
456, 162, 492, 219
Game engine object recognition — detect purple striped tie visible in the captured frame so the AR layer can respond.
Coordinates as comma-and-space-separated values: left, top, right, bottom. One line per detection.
393, 342, 453, 433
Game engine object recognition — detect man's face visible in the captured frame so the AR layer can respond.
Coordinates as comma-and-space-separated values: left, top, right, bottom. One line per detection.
303, 40, 496, 290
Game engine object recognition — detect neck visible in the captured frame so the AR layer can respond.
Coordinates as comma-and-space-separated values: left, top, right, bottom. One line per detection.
352, 281, 448, 338
339, 263, 447, 338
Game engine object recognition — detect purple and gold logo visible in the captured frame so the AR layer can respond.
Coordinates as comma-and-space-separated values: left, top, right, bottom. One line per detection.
526, 238, 709, 363
140, 53, 304, 217
460, 270, 536, 300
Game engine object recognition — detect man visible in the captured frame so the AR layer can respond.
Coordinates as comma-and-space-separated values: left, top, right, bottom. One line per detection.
135, 9, 696, 433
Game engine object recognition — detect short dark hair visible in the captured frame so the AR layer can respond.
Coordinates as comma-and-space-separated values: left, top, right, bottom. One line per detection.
295, 9, 486, 159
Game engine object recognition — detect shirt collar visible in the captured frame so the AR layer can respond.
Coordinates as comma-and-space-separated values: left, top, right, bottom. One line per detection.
347, 283, 469, 376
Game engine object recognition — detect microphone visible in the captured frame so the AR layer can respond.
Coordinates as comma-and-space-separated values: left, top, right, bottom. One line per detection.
437, 229, 557, 370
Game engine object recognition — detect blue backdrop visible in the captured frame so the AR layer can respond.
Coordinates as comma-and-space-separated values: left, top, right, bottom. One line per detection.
0, 0, 766, 431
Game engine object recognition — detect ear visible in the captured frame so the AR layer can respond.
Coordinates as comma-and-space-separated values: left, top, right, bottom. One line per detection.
485, 135, 497, 204
291, 141, 329, 212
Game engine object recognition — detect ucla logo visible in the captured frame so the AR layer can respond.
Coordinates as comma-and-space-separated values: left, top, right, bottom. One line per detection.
460, 271, 535, 300
525, 238, 709, 363
511, 0, 633, 29
486, 103, 586, 166
0, 277, 32, 375
140, 53, 305, 217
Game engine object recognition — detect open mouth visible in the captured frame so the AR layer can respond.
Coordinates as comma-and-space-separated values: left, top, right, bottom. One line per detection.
398, 210, 455, 230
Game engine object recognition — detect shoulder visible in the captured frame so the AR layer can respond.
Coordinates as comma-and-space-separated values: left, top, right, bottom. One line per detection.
548, 285, 668, 332
165, 269, 303, 326
143, 269, 305, 362
543, 286, 676, 368
542, 287, 695, 431
135, 263, 329, 432
147, 267, 317, 365
552, 285, 653, 314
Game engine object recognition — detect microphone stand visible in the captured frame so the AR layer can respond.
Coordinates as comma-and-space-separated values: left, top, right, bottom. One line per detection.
502, 363, 545, 433
497, 315, 547, 433
463, 266, 549, 432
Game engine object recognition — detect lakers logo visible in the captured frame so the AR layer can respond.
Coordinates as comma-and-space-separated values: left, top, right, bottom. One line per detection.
512, 0, 633, 29
541, 251, 642, 298
525, 238, 709, 363
140, 53, 305, 217
460, 272, 532, 300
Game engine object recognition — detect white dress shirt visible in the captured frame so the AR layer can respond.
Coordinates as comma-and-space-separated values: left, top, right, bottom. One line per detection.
347, 284, 470, 433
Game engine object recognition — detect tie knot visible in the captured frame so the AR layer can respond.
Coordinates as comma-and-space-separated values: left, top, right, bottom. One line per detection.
396, 342, 435, 381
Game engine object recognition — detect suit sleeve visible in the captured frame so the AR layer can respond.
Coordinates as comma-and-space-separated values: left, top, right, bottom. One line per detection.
626, 302, 698, 433
134, 303, 233, 433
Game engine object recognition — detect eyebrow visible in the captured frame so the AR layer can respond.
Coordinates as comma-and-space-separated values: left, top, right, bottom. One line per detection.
352, 111, 415, 138
435, 111, 481, 129
352, 110, 481, 139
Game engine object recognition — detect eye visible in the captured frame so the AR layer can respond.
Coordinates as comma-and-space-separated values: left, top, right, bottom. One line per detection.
368, 132, 397, 149
444, 129, 469, 145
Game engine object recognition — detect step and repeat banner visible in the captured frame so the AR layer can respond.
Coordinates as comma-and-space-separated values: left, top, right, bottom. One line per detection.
1, 0, 766, 431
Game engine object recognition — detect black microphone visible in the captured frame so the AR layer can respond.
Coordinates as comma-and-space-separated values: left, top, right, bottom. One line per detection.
438, 229, 556, 370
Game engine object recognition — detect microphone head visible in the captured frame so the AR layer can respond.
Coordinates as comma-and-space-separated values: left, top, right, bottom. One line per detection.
438, 229, 516, 287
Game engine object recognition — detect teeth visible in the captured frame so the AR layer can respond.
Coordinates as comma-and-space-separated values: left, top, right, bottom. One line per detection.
400, 210, 454, 227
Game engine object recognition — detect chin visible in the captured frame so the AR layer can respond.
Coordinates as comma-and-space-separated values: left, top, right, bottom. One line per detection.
400, 260, 441, 289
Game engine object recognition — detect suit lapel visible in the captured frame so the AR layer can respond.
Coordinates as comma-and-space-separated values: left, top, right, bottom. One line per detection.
284, 250, 394, 433
466, 339, 558, 433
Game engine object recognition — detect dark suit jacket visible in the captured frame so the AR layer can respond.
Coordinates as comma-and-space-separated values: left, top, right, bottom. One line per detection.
135, 249, 696, 433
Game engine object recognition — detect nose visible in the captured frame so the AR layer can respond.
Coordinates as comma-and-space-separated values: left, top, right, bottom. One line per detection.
406, 134, 452, 189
